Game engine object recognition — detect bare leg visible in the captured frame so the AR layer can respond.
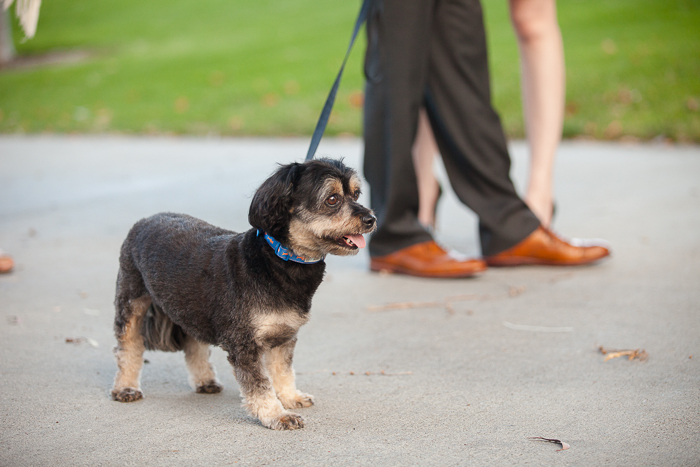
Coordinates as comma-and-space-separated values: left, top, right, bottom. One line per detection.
264, 339, 314, 409
112, 296, 151, 402
413, 0, 564, 228
412, 109, 441, 229
510, 0, 564, 227
184, 336, 223, 394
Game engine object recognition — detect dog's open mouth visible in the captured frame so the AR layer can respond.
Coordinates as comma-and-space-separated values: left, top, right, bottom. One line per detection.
337, 234, 366, 249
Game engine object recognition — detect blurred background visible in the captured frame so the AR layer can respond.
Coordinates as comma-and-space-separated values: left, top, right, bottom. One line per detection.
0, 0, 698, 142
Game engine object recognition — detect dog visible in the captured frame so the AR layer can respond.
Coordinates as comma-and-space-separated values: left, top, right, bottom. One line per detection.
111, 158, 376, 430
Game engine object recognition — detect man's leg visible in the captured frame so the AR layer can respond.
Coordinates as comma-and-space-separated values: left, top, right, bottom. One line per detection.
363, 0, 434, 258
426, 0, 540, 257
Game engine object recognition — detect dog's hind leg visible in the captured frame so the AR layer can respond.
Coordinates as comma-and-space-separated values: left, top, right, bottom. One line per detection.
112, 295, 151, 402
264, 339, 314, 409
227, 345, 305, 430
184, 336, 223, 394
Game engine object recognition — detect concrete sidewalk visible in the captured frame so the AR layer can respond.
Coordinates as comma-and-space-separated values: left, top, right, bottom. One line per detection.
1, 136, 698, 466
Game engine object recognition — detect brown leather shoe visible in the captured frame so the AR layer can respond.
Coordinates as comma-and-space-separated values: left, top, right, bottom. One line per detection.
370, 240, 487, 278
485, 226, 610, 267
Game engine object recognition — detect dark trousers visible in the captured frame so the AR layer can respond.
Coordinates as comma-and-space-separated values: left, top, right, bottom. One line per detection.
363, 0, 540, 257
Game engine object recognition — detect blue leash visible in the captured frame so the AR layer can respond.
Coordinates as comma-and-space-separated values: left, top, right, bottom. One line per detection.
305, 0, 371, 161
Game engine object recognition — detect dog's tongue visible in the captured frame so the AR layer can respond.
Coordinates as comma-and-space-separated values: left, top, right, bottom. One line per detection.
345, 234, 366, 249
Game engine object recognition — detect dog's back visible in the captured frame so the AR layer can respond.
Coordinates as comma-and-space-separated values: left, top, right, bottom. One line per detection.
115, 213, 239, 344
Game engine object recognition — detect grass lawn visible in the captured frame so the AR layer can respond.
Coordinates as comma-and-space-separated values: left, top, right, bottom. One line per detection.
0, 0, 698, 141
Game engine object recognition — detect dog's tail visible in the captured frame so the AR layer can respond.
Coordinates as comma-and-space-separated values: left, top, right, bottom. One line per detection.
141, 303, 187, 352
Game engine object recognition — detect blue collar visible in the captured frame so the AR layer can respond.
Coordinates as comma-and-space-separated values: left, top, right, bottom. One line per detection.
257, 230, 325, 264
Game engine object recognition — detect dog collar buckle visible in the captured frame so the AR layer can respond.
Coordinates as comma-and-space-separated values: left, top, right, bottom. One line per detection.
258, 230, 324, 265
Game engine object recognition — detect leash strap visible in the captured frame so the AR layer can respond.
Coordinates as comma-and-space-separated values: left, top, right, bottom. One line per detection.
305, 0, 371, 161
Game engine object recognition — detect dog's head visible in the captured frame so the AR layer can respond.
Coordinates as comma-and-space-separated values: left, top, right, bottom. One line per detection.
249, 158, 376, 260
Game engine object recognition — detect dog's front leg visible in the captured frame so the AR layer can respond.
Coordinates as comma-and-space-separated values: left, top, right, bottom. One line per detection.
229, 346, 305, 430
265, 338, 314, 409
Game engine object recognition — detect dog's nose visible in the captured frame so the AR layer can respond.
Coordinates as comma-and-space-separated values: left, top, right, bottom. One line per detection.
362, 214, 377, 228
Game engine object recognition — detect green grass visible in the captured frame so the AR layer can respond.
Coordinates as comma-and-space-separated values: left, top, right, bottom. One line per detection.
487, 0, 700, 142
1, 0, 699, 141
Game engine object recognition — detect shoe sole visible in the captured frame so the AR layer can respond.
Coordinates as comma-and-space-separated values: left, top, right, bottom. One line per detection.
370, 262, 486, 278
486, 252, 610, 267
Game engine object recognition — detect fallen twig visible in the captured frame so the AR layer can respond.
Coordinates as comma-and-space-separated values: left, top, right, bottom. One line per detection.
503, 321, 574, 332
297, 370, 413, 376
599, 346, 648, 362
529, 437, 570, 451
366, 301, 444, 312
367, 288, 522, 313
65, 337, 99, 348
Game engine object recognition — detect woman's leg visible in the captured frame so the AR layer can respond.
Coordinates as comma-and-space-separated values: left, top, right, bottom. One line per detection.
412, 109, 441, 228
509, 0, 564, 227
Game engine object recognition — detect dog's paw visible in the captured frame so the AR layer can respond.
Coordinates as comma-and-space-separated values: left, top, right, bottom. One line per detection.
279, 391, 315, 409
111, 387, 144, 402
196, 380, 224, 394
268, 413, 305, 430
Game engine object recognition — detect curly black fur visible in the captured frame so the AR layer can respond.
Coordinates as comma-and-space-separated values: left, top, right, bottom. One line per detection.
111, 158, 376, 430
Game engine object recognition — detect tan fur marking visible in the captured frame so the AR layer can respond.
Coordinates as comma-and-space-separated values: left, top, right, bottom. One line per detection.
183, 336, 221, 390
348, 174, 362, 194
252, 311, 308, 346
265, 344, 314, 409
240, 311, 312, 426
112, 296, 151, 394
320, 178, 343, 201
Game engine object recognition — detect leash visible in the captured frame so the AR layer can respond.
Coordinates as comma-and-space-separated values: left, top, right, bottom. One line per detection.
265, 2, 369, 264
305, 0, 371, 161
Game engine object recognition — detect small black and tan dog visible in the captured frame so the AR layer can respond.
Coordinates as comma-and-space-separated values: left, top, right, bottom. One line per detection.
111, 158, 376, 430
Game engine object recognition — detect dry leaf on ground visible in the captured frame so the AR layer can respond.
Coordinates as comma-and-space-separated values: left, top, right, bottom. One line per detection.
599, 346, 648, 362
528, 437, 570, 451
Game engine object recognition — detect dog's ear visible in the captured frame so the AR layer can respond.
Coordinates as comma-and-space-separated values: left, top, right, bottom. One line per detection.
249, 162, 305, 241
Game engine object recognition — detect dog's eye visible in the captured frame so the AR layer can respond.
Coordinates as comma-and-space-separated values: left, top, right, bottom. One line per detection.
326, 195, 340, 206
352, 190, 361, 201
